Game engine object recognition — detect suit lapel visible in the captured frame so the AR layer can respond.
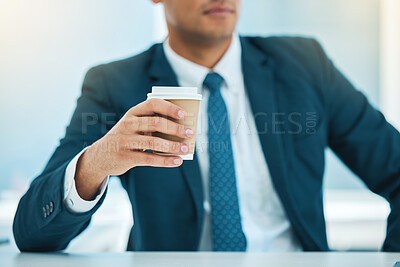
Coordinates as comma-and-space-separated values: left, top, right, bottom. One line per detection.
148, 44, 204, 243
240, 37, 291, 213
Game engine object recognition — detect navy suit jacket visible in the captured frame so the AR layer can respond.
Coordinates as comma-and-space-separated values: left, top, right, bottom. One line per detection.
13, 36, 400, 252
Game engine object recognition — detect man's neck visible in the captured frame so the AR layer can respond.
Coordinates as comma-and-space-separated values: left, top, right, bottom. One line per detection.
168, 32, 233, 69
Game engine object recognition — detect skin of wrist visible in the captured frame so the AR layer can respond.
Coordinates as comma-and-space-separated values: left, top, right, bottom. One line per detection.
74, 145, 108, 200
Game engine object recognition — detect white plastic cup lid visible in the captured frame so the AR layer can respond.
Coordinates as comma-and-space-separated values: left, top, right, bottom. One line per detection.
147, 86, 202, 100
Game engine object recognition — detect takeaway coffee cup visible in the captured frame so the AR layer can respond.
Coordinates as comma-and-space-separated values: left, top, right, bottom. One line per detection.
147, 86, 202, 160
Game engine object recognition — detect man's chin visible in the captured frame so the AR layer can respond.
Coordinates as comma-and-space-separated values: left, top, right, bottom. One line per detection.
196, 28, 235, 43
208, 32, 234, 43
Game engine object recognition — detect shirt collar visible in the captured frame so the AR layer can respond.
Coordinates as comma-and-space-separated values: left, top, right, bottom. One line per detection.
163, 34, 242, 94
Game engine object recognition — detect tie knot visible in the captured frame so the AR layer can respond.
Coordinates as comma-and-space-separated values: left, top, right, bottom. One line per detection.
203, 72, 224, 94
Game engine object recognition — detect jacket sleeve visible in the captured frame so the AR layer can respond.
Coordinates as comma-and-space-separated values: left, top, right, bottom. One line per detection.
13, 65, 118, 252
311, 40, 400, 251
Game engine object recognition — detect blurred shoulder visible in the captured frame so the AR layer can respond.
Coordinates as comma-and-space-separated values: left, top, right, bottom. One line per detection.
86, 43, 161, 79
240, 35, 328, 80
241, 35, 325, 64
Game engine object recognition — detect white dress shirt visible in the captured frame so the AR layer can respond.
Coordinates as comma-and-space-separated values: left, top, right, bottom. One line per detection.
63, 147, 108, 213
63, 34, 302, 251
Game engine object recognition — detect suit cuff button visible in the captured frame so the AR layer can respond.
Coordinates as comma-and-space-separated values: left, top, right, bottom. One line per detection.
43, 207, 47, 218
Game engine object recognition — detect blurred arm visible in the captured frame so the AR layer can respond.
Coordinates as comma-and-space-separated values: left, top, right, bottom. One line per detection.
312, 39, 400, 251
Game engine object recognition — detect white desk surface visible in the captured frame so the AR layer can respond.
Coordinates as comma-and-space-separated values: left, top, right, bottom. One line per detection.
1, 252, 399, 267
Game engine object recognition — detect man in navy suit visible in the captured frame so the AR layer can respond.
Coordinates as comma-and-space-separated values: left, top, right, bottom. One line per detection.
13, 0, 400, 252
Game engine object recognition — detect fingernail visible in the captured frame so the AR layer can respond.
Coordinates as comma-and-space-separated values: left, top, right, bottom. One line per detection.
177, 110, 185, 119
173, 158, 182, 165
180, 145, 189, 153
185, 128, 194, 137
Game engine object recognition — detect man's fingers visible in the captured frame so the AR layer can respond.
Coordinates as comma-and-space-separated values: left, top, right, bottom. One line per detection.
129, 151, 183, 168
129, 116, 193, 139
126, 135, 190, 155
129, 98, 186, 120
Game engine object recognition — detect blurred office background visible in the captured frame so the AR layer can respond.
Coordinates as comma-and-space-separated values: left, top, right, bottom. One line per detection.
0, 0, 399, 252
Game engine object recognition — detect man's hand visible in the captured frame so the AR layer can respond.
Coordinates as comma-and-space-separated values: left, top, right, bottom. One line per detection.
74, 98, 194, 200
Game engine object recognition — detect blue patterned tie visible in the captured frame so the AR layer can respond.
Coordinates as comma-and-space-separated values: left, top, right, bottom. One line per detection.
203, 72, 247, 251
